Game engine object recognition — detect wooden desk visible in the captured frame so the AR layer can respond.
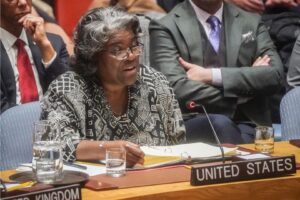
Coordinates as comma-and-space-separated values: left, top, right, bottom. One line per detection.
2, 142, 300, 200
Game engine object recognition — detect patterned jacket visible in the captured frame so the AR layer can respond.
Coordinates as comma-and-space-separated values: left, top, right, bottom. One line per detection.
41, 65, 186, 161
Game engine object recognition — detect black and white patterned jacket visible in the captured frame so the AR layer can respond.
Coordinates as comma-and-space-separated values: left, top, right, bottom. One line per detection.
41, 65, 186, 161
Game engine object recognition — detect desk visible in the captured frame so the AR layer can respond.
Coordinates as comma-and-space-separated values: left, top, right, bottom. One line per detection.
2, 141, 300, 200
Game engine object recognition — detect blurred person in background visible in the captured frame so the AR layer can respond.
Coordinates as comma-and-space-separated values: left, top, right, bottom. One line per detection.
32, 0, 74, 54
226, 0, 300, 122
0, 0, 69, 114
88, 0, 166, 19
150, 0, 284, 143
287, 34, 300, 88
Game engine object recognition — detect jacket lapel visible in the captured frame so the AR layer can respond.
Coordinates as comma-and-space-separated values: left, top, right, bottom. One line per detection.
27, 35, 42, 72
224, 3, 242, 67
1, 41, 16, 96
174, 1, 203, 65
27, 35, 47, 90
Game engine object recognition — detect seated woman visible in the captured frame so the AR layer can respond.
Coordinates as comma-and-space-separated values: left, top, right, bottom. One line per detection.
40, 7, 186, 167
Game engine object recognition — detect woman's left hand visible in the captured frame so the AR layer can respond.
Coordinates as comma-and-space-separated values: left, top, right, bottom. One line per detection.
123, 141, 145, 168
76, 140, 145, 167
107, 140, 145, 167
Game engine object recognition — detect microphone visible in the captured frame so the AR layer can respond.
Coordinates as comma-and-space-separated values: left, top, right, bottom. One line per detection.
186, 101, 225, 164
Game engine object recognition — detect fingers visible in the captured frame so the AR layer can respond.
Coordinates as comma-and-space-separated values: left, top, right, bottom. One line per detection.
265, 0, 298, 6
18, 14, 43, 30
258, 55, 271, 66
178, 57, 193, 70
245, 0, 265, 13
125, 141, 139, 148
264, 0, 274, 6
286, 0, 298, 6
125, 142, 145, 159
18, 14, 45, 42
229, 0, 265, 13
126, 152, 144, 168
124, 142, 145, 167
252, 55, 271, 67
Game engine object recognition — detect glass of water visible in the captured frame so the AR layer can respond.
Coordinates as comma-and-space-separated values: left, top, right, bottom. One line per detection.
106, 147, 126, 177
32, 120, 63, 184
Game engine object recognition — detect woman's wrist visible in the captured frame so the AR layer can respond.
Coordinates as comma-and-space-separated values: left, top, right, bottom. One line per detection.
76, 140, 107, 161
99, 141, 107, 149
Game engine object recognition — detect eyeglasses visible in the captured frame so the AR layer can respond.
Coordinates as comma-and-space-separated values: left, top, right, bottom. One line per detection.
107, 43, 143, 61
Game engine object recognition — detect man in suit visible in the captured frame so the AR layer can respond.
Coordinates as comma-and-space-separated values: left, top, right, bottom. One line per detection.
0, 0, 69, 114
149, 0, 284, 143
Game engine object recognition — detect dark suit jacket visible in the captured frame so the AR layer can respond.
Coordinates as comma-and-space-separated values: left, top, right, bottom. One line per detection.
287, 34, 300, 88
0, 33, 69, 114
149, 1, 284, 125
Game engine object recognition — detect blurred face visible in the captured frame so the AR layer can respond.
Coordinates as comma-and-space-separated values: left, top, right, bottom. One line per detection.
97, 29, 141, 88
192, 0, 222, 12
0, 0, 32, 29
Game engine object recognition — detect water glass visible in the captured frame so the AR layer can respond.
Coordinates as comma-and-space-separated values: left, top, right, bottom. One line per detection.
255, 126, 274, 154
32, 120, 63, 183
106, 147, 126, 177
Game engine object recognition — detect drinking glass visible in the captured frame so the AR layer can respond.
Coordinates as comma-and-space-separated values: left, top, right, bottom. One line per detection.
106, 147, 126, 177
32, 120, 63, 183
255, 126, 274, 154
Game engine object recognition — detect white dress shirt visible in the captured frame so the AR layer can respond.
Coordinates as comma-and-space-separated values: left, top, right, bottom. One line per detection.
0, 28, 56, 104
189, 0, 223, 86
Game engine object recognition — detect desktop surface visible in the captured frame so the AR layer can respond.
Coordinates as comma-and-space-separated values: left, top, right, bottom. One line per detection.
83, 141, 300, 200
1, 141, 300, 200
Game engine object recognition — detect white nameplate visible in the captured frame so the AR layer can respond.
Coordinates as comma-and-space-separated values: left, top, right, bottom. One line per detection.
3, 184, 81, 200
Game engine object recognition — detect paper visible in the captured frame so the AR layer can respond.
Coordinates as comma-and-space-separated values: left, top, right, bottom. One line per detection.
5, 181, 35, 192
17, 163, 106, 176
5, 183, 25, 190
141, 142, 237, 158
63, 163, 106, 176
235, 149, 251, 156
236, 153, 270, 160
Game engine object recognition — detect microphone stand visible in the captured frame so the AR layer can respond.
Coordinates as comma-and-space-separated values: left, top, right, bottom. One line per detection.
186, 101, 226, 164
200, 105, 225, 164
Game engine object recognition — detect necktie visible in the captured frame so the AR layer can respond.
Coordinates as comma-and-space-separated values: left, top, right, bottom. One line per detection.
207, 16, 221, 53
15, 39, 39, 103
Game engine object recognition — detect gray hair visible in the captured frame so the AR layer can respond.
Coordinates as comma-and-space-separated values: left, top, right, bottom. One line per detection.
70, 7, 141, 77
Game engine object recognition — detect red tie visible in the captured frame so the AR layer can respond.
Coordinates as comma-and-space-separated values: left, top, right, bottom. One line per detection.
15, 39, 38, 103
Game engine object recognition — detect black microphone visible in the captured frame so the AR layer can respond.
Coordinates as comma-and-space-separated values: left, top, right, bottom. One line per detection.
186, 101, 225, 164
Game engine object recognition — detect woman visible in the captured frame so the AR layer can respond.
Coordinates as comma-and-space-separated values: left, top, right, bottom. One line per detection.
41, 7, 186, 167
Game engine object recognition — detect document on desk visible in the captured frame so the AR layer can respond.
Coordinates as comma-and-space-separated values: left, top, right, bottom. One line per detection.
63, 163, 106, 176
18, 163, 106, 176
141, 142, 237, 158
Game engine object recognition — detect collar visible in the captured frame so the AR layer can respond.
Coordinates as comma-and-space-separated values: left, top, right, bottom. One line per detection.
0, 28, 29, 51
189, 0, 223, 24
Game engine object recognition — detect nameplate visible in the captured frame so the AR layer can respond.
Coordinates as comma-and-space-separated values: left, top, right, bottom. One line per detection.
3, 184, 81, 200
190, 155, 296, 186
